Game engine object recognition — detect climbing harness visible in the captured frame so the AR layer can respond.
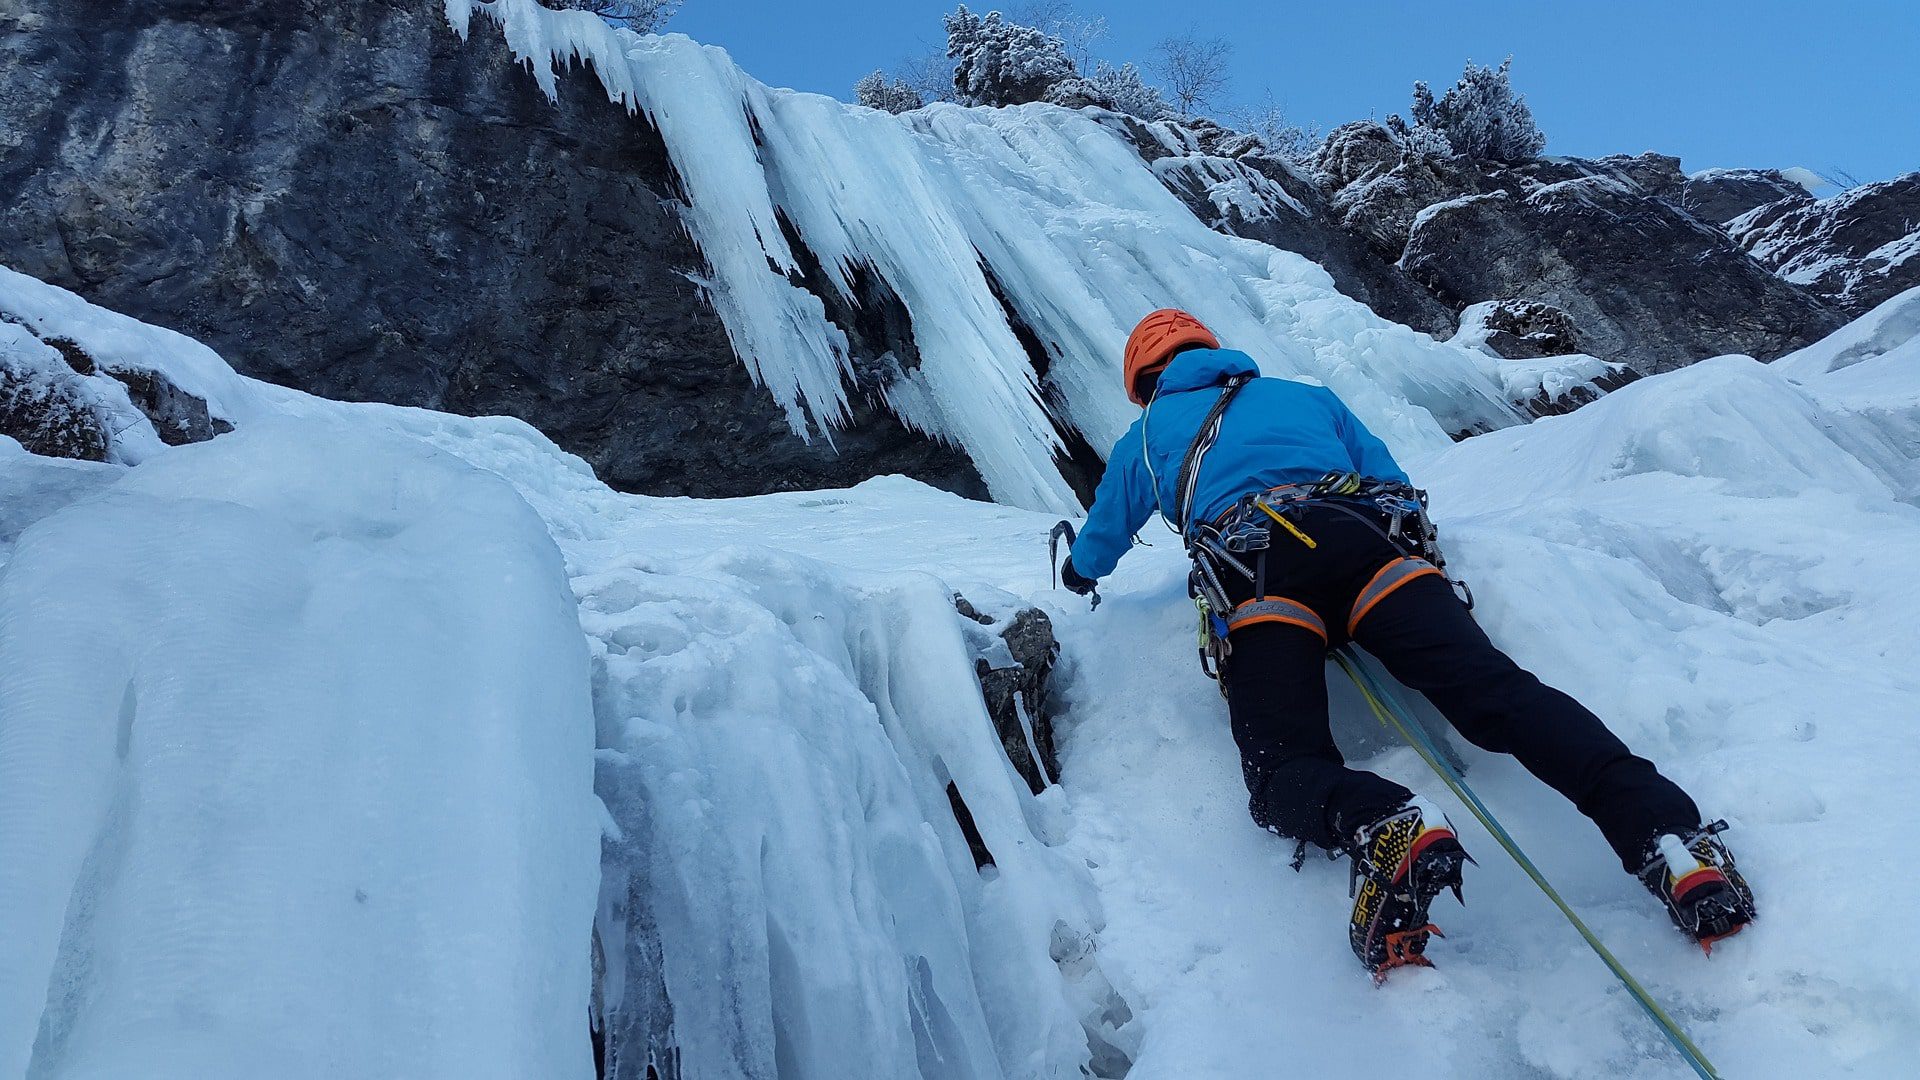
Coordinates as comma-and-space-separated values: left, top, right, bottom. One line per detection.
1180, 468, 1470, 691
1333, 647, 1724, 1080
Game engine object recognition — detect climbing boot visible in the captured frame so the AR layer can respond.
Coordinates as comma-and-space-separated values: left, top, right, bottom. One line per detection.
1638, 820, 1756, 954
1347, 796, 1469, 980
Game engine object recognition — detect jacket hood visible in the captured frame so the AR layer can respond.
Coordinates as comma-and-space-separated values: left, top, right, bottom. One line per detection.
1153, 347, 1260, 396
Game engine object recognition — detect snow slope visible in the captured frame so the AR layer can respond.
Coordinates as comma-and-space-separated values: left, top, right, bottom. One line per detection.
5, 264, 1920, 1079
441, 0, 1594, 513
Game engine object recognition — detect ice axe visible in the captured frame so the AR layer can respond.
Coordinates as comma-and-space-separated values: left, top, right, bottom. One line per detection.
1048, 520, 1100, 610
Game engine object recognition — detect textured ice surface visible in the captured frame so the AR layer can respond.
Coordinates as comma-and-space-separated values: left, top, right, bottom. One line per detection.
443, 0, 1579, 512
0, 420, 599, 1079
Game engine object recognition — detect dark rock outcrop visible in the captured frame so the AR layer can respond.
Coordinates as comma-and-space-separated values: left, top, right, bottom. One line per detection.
957, 595, 1061, 795
1729, 173, 1920, 316
0, 348, 111, 461
103, 364, 231, 446
0, 0, 985, 499
1473, 299, 1583, 360
1672, 168, 1810, 225
1330, 155, 1479, 256
1401, 178, 1843, 372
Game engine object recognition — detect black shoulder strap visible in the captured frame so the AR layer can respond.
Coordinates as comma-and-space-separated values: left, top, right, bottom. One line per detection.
1172, 375, 1250, 535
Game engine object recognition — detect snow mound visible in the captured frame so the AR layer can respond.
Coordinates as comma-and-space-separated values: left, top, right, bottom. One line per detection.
1779, 166, 1828, 195
445, 0, 1578, 511
0, 419, 599, 1079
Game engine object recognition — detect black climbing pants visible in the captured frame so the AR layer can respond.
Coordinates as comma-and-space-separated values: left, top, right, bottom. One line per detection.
1220, 504, 1700, 872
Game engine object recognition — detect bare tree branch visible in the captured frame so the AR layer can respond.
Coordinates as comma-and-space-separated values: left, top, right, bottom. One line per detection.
1153, 32, 1232, 118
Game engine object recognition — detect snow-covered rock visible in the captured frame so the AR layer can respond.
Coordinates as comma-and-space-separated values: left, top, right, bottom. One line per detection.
1, 284, 231, 462
1402, 175, 1842, 372
1729, 173, 1920, 316
1456, 298, 1585, 360
1449, 300, 1631, 417
1674, 167, 1812, 225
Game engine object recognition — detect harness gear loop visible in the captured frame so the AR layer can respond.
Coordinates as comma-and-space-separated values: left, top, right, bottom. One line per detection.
1255, 499, 1317, 548
1332, 648, 1724, 1080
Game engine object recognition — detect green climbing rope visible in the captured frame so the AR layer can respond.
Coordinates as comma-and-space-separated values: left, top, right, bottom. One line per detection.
1331, 646, 1722, 1080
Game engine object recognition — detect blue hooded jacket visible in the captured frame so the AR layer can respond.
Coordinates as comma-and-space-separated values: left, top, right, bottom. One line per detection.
1069, 347, 1410, 580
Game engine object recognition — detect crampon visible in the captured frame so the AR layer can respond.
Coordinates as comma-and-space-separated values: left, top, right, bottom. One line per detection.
1347, 797, 1470, 981
1639, 820, 1757, 955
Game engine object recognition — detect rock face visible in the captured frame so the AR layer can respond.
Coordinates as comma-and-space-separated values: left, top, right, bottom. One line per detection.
1400, 176, 1842, 372
1106, 115, 1456, 336
1672, 168, 1811, 225
1150, 132, 1846, 374
1729, 173, 1920, 316
0, 0, 985, 498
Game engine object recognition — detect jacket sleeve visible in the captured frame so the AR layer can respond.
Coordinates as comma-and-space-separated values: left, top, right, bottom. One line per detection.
1326, 388, 1411, 485
1069, 426, 1156, 580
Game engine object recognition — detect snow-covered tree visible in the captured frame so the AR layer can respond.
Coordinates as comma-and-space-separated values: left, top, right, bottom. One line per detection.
1011, 0, 1108, 71
1384, 112, 1455, 158
944, 5, 1077, 108
1409, 57, 1545, 163
853, 70, 926, 114
1088, 61, 1173, 121
1226, 94, 1321, 163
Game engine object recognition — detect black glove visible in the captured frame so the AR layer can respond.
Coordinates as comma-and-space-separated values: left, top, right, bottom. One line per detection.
1059, 557, 1097, 596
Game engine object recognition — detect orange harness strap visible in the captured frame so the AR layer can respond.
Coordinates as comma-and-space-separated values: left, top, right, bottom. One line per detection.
1347, 557, 1444, 636
1228, 596, 1327, 642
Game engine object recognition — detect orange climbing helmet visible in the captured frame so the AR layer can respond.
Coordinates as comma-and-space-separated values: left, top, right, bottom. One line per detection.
1123, 308, 1219, 405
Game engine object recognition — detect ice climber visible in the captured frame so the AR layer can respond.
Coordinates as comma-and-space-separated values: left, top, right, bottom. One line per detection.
1058, 309, 1757, 977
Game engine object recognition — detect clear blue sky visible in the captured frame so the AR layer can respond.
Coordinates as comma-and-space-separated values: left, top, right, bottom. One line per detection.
673, 1, 1917, 183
